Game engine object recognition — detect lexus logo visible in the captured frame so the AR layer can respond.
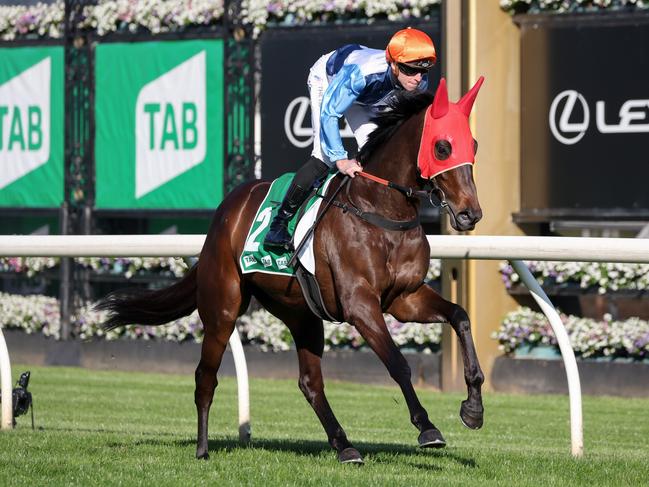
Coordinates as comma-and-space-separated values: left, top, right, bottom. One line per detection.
284, 96, 355, 149
284, 97, 313, 148
549, 90, 589, 145
549, 90, 649, 145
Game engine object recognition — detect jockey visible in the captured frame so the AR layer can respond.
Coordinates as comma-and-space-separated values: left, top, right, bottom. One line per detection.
264, 27, 437, 252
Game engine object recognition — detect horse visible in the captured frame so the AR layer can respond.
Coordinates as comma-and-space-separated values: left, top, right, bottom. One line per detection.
97, 76, 486, 464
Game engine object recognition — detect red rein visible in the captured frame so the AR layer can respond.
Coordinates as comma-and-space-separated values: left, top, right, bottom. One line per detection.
357, 171, 390, 186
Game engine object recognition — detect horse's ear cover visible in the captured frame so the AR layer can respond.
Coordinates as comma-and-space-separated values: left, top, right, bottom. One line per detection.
431, 77, 449, 119
417, 76, 485, 179
457, 76, 485, 117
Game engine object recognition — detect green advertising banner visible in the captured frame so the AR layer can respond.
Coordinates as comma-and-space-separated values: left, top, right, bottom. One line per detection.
95, 39, 224, 209
0, 46, 64, 207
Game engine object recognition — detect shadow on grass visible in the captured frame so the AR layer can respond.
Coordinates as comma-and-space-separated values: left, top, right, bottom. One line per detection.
43, 424, 476, 469
114, 436, 476, 469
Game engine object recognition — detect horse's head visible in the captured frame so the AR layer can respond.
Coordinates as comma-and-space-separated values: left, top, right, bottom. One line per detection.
418, 77, 484, 231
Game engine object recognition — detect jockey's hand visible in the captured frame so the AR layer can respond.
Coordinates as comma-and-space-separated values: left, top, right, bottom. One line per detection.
335, 158, 362, 177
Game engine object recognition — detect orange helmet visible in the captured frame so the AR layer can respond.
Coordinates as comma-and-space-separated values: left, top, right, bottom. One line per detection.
385, 27, 437, 69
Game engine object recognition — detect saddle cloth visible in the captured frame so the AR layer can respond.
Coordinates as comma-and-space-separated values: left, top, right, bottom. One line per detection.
239, 173, 336, 276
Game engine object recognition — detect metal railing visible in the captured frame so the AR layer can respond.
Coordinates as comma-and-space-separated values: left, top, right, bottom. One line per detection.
4, 234, 649, 455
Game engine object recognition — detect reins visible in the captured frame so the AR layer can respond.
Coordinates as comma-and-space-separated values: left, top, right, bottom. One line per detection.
354, 170, 459, 225
303, 169, 459, 234
289, 166, 461, 262
357, 171, 426, 199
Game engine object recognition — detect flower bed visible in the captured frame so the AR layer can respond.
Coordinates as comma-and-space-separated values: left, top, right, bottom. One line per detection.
0, 0, 223, 41
0, 1, 63, 40
494, 306, 649, 361
0, 0, 442, 40
78, 0, 225, 36
0, 256, 440, 282
3, 0, 649, 41
500, 0, 649, 15
0, 292, 442, 352
241, 0, 441, 33
0, 256, 192, 280
0, 257, 59, 278
499, 261, 649, 294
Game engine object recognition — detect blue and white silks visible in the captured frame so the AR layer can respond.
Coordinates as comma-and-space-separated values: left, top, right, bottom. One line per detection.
307, 44, 429, 166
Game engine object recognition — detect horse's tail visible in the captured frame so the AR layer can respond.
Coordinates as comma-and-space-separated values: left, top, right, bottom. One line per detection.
96, 265, 198, 330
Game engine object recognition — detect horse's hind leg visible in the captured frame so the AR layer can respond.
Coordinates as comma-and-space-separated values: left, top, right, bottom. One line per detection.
194, 273, 249, 459
388, 283, 484, 430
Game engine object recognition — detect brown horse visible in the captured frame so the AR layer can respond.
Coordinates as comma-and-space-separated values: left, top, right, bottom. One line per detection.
98, 77, 485, 464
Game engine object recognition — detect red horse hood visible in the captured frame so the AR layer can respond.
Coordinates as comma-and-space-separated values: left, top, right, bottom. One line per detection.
417, 76, 484, 179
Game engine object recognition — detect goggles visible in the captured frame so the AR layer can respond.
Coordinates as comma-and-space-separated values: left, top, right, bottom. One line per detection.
397, 62, 430, 77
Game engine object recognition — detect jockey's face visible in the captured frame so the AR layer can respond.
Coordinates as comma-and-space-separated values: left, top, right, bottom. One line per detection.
391, 62, 424, 91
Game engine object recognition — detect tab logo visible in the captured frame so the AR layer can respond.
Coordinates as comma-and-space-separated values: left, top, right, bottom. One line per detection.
135, 51, 206, 198
0, 57, 50, 190
276, 257, 288, 270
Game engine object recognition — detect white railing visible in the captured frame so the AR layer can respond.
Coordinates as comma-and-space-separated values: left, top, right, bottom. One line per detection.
4, 235, 649, 456
0, 331, 11, 430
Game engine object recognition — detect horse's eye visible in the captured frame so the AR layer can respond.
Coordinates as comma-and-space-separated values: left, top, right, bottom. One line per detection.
434, 140, 452, 160
473, 138, 478, 155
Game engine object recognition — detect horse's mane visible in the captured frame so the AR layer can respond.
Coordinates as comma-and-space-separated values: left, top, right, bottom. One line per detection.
357, 90, 434, 165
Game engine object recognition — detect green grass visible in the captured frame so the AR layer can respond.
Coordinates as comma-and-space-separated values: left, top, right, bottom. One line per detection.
0, 365, 647, 486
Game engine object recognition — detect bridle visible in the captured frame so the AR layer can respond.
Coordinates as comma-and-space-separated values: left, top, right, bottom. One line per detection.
427, 176, 459, 224
289, 169, 458, 267
352, 170, 459, 228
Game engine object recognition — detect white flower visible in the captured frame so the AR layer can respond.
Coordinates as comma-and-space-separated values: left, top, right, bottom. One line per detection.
0, 1, 64, 40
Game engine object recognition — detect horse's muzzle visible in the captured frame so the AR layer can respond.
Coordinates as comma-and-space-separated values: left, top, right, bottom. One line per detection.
454, 208, 482, 231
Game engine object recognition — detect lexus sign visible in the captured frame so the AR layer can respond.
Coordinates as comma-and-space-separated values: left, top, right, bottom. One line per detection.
520, 14, 649, 217
549, 90, 649, 145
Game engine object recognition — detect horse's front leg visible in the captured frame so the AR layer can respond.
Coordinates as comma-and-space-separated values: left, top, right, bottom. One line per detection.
388, 282, 484, 430
342, 285, 446, 448
287, 313, 363, 464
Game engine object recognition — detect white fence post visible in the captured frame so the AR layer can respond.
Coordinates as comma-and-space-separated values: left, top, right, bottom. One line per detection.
510, 260, 584, 458
228, 329, 251, 444
0, 328, 13, 430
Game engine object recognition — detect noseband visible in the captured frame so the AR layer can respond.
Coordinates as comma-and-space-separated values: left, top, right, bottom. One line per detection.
311, 170, 459, 232
428, 177, 459, 224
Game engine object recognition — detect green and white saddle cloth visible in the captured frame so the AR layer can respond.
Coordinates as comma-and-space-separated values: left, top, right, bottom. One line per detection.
239, 172, 336, 276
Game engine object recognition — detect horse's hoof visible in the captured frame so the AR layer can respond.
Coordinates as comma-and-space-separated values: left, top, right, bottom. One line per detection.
338, 447, 364, 465
196, 450, 209, 460
418, 428, 446, 448
460, 400, 484, 430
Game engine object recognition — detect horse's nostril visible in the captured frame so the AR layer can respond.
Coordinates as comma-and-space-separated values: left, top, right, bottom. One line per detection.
455, 210, 479, 230
457, 211, 471, 224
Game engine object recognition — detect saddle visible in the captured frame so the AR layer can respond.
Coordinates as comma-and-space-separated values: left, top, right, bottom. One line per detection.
239, 172, 339, 322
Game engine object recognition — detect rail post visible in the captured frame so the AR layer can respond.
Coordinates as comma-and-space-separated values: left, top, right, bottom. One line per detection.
510, 260, 584, 458
0, 328, 13, 430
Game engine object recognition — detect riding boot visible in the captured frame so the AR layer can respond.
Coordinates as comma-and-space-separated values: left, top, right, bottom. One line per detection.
263, 183, 312, 252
